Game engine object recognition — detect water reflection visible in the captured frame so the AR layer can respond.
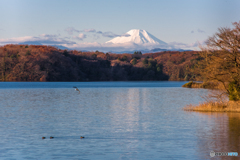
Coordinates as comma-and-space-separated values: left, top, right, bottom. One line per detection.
126, 88, 140, 131
195, 112, 240, 159
228, 113, 240, 152
109, 88, 141, 134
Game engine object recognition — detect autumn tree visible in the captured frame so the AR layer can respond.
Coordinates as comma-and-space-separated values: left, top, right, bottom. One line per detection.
199, 21, 240, 100
132, 58, 137, 65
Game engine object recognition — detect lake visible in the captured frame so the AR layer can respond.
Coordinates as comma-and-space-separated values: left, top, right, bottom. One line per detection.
0, 82, 239, 160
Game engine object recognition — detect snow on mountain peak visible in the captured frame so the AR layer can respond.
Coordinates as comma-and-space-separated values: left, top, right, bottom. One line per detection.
106, 29, 168, 46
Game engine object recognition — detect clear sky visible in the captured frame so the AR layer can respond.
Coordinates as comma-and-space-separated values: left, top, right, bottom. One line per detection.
0, 0, 240, 51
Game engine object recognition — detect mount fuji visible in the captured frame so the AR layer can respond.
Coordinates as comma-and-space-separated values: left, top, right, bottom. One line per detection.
106, 29, 168, 47
48, 29, 189, 53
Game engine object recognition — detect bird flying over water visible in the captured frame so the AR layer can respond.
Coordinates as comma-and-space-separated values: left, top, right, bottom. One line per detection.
73, 86, 80, 93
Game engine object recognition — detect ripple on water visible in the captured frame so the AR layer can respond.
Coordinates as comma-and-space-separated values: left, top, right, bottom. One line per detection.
0, 82, 238, 160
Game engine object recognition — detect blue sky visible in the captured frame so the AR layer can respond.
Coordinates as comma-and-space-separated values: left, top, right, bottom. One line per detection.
0, 0, 240, 51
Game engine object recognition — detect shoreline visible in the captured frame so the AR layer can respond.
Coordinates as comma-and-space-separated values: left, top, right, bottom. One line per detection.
182, 81, 240, 113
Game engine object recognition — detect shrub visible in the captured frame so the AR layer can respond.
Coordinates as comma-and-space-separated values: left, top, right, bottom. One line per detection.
229, 81, 240, 101
157, 66, 162, 73
92, 54, 97, 59
122, 56, 127, 61
132, 58, 137, 65
25, 50, 31, 56
63, 50, 69, 57
10, 54, 18, 59
142, 58, 148, 64
182, 81, 193, 88
180, 58, 185, 63
147, 61, 152, 68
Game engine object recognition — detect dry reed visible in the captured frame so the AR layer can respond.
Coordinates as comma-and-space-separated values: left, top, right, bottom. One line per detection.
183, 101, 240, 112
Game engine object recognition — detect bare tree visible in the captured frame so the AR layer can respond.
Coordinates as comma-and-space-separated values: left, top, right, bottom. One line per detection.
199, 21, 240, 100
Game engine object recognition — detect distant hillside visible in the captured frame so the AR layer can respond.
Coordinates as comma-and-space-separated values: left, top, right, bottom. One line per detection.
0, 44, 202, 81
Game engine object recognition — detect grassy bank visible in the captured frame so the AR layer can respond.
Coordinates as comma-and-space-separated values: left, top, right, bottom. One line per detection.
182, 82, 240, 112
182, 81, 224, 89
183, 101, 240, 112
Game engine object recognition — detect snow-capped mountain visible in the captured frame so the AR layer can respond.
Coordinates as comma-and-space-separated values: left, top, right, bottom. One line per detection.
106, 29, 168, 47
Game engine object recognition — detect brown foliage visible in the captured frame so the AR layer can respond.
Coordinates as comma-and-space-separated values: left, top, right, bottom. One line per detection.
0, 44, 200, 81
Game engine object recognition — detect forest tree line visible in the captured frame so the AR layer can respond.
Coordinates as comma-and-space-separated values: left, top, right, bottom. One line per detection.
0, 44, 202, 81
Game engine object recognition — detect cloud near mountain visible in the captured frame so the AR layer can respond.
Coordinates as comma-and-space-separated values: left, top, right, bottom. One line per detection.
0, 29, 203, 52
65, 27, 131, 38
0, 34, 75, 46
72, 33, 87, 41
168, 41, 199, 48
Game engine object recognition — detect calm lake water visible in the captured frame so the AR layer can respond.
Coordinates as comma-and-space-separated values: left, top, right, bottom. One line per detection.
0, 82, 239, 160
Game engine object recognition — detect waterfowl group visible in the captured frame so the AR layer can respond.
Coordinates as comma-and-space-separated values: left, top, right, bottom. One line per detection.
42, 136, 53, 139
42, 87, 82, 140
